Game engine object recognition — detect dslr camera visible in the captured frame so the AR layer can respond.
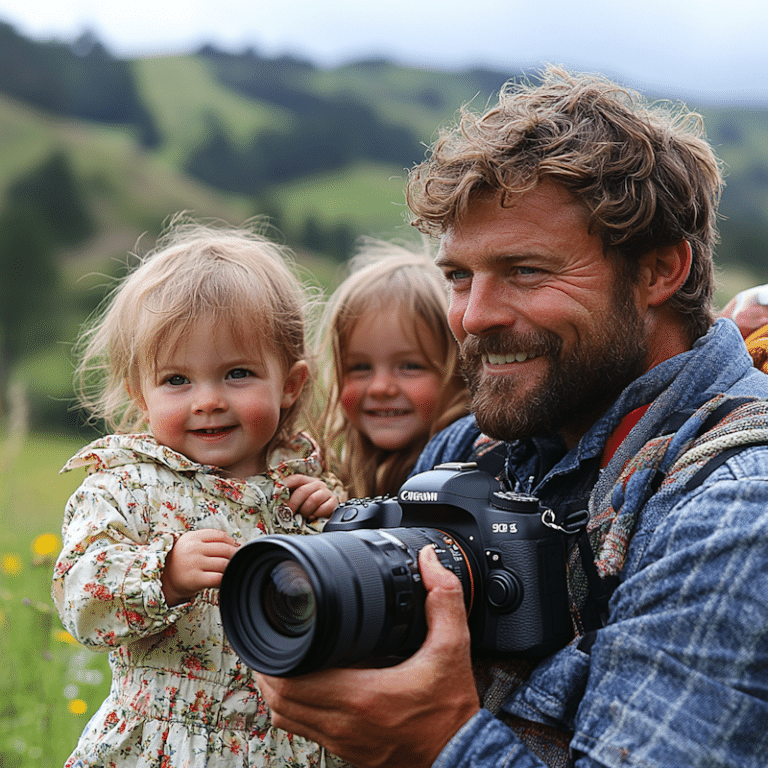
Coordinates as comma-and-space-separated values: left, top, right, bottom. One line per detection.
220, 462, 573, 677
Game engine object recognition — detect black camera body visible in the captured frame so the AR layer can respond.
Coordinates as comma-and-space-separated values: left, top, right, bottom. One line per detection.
220, 463, 573, 677
327, 461, 573, 657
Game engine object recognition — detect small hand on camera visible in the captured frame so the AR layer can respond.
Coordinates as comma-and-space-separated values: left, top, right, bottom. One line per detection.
256, 545, 481, 768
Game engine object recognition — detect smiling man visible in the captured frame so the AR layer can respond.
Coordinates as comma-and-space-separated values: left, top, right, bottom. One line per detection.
256, 66, 768, 768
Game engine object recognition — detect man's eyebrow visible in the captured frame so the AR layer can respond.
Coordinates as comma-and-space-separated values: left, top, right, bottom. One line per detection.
434, 254, 463, 270
435, 252, 533, 270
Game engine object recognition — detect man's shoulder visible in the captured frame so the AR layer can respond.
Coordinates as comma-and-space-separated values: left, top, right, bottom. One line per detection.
721, 364, 768, 399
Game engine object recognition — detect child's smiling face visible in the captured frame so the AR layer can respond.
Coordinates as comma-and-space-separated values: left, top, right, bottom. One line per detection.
134, 317, 307, 478
340, 308, 444, 452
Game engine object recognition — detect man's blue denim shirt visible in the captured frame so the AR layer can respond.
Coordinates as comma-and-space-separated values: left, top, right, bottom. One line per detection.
415, 320, 768, 767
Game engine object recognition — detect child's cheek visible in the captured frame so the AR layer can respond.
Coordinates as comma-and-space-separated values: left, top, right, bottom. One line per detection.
339, 381, 364, 418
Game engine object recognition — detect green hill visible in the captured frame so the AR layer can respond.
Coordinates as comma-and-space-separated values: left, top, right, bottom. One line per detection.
0, 21, 767, 436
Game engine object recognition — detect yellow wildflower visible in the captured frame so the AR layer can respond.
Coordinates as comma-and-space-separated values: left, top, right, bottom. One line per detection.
54, 629, 80, 646
32, 533, 61, 557
1, 553, 23, 576
67, 699, 88, 715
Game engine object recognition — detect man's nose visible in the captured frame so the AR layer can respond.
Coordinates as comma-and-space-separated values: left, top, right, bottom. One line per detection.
454, 275, 512, 339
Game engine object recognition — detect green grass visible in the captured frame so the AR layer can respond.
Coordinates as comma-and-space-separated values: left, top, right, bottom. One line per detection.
275, 160, 415, 237
1, 430, 111, 768
134, 55, 293, 167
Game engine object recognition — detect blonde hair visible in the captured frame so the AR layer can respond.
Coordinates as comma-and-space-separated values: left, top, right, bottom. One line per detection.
74, 216, 313, 454
316, 238, 469, 498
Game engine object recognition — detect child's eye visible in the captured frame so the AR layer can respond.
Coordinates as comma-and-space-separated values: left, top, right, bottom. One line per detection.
164, 374, 188, 386
227, 368, 253, 380
345, 362, 372, 377
398, 360, 429, 375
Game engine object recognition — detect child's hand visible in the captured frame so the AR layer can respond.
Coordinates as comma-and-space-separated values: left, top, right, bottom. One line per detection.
283, 474, 340, 521
161, 529, 240, 607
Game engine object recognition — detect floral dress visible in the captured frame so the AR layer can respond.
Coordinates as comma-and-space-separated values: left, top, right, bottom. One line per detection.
53, 432, 345, 768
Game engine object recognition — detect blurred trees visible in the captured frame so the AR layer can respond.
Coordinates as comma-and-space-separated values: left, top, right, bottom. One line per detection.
0, 151, 92, 427
7, 151, 94, 245
0, 23, 160, 148
0, 203, 60, 385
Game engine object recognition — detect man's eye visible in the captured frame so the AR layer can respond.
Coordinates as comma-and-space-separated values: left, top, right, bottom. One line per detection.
445, 269, 471, 283
516, 266, 542, 276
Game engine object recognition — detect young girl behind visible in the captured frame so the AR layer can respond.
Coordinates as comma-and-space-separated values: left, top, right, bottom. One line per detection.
53, 218, 343, 767
316, 238, 470, 498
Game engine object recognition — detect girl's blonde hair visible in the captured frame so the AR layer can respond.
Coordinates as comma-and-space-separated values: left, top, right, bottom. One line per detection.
74, 216, 313, 454
316, 238, 469, 498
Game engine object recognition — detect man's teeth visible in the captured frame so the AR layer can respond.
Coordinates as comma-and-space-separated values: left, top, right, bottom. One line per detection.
485, 352, 537, 364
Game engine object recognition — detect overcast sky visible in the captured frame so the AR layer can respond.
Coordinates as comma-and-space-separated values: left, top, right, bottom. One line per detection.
1, 0, 767, 105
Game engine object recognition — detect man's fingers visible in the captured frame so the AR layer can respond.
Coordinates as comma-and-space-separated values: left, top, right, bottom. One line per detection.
413, 545, 472, 662
257, 670, 373, 755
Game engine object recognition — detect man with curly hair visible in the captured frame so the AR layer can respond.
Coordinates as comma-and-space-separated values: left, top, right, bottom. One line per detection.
256, 67, 768, 768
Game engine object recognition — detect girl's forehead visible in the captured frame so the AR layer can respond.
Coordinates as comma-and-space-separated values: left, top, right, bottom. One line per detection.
148, 318, 270, 366
347, 309, 440, 356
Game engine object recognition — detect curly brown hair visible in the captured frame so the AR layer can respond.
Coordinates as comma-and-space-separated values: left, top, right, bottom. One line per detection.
406, 65, 724, 343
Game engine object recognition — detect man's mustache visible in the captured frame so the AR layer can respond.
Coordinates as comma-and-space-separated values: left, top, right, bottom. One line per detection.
459, 330, 562, 362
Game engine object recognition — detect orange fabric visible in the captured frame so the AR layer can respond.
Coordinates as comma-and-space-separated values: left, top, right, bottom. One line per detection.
745, 323, 768, 373
744, 322, 768, 345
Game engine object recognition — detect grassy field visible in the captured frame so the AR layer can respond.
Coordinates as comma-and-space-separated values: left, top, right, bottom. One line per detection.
0, 430, 112, 768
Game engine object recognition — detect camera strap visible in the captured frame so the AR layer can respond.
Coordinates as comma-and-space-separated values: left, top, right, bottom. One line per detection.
541, 506, 617, 633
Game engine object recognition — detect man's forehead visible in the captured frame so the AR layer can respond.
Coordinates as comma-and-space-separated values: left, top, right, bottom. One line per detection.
436, 185, 592, 257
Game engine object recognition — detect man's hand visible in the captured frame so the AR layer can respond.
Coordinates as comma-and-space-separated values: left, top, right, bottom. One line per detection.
161, 528, 240, 606
256, 545, 481, 768
284, 474, 340, 521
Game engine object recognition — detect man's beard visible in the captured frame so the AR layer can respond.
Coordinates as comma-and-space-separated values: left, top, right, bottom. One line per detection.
459, 284, 648, 443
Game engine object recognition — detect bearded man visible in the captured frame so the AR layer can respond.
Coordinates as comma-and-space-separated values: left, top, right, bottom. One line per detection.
256, 67, 768, 768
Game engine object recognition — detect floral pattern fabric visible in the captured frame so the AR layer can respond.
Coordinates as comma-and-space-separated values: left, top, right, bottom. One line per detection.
53, 432, 345, 768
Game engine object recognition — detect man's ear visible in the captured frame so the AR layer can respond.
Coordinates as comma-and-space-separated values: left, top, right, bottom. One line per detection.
281, 361, 310, 409
638, 240, 692, 307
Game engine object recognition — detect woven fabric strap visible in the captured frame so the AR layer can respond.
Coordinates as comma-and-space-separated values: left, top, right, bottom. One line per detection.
473, 393, 768, 767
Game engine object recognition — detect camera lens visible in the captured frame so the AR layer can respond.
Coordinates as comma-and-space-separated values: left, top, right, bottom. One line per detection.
220, 528, 474, 677
262, 561, 316, 637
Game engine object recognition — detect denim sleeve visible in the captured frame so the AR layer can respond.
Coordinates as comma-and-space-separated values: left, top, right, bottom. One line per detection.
433, 448, 768, 768
411, 416, 481, 477
569, 451, 768, 767
434, 710, 548, 768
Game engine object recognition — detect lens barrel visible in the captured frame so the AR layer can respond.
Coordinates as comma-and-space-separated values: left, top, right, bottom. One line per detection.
220, 527, 473, 676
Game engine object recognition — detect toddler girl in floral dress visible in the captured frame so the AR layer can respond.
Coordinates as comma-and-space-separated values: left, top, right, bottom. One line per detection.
53, 218, 344, 767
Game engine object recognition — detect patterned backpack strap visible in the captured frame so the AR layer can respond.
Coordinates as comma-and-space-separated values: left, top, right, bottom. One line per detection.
570, 394, 768, 635
469, 433, 507, 478
665, 396, 768, 492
